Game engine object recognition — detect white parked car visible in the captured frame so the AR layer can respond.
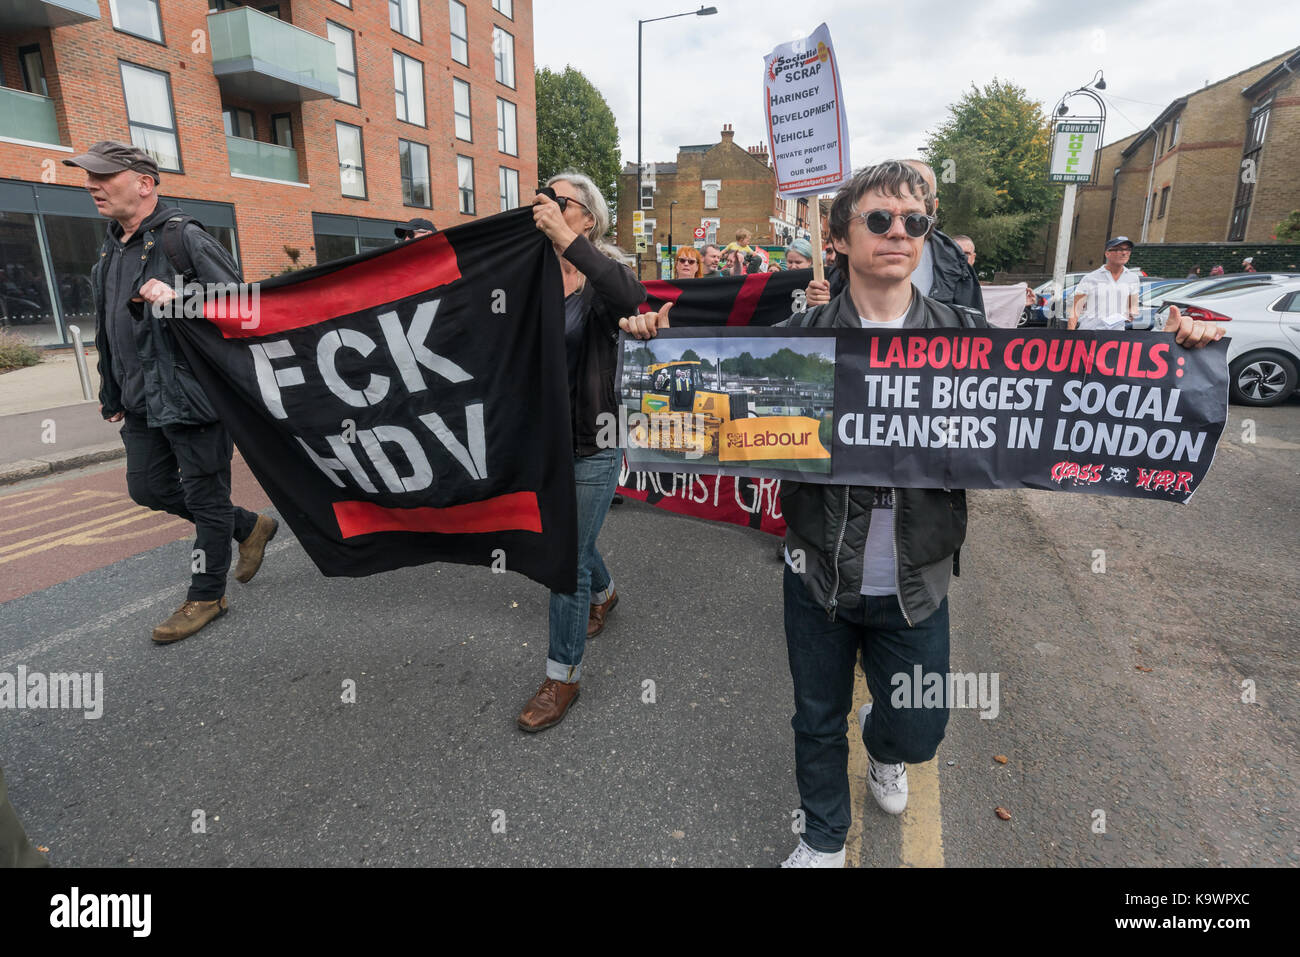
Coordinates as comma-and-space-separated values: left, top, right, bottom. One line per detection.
1164, 278, 1300, 406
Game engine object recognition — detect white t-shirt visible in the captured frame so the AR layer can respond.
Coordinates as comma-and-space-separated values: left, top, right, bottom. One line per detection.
858, 310, 907, 595
1075, 266, 1140, 330
783, 309, 907, 596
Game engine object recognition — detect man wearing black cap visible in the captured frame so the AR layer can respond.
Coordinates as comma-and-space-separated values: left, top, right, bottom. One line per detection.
64, 141, 279, 644
1069, 236, 1140, 332
395, 217, 436, 241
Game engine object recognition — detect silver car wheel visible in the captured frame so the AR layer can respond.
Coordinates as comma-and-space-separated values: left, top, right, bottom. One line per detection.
1238, 360, 1288, 400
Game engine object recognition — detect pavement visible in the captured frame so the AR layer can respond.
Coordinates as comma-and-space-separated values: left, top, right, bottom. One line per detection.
0, 349, 123, 484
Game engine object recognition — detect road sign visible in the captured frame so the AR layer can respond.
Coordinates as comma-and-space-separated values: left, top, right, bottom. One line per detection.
693, 226, 706, 240
1049, 120, 1101, 183
633, 210, 647, 253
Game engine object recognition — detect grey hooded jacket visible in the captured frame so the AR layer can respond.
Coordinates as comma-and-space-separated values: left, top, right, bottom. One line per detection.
777, 286, 976, 626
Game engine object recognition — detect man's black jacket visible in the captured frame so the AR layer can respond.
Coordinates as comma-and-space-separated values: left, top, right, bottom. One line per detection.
93, 203, 243, 427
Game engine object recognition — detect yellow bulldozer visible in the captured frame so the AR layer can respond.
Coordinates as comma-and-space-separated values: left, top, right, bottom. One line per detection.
633, 360, 753, 456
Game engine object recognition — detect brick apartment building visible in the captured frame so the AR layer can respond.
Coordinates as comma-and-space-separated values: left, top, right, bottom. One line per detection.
1049, 46, 1300, 272
616, 123, 809, 279
0, 0, 536, 346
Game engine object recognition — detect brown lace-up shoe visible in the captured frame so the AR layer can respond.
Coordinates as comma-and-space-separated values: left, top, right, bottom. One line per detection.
152, 596, 228, 644
587, 590, 619, 639
234, 514, 278, 584
517, 678, 580, 732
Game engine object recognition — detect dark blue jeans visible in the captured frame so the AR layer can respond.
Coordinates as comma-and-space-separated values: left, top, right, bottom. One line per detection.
783, 565, 951, 852
546, 448, 620, 682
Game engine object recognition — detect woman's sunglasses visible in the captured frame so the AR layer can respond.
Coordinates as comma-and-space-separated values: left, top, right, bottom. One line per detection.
677, 257, 697, 265
855, 209, 935, 238
553, 195, 590, 213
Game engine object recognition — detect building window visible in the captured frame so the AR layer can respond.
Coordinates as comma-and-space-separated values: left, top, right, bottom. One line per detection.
703, 181, 720, 209
18, 45, 48, 96
109, 0, 163, 44
222, 107, 255, 140
119, 62, 181, 172
493, 27, 515, 88
1168, 116, 1180, 152
453, 79, 472, 141
499, 167, 519, 210
389, 0, 420, 42
640, 184, 654, 209
1229, 98, 1272, 241
336, 121, 366, 198
327, 21, 358, 106
449, 0, 469, 65
457, 155, 475, 214
1156, 126, 1165, 156
492, 0, 514, 19
1157, 186, 1170, 219
399, 139, 431, 208
332, 0, 350, 6
393, 51, 425, 126
271, 113, 293, 148
496, 98, 517, 155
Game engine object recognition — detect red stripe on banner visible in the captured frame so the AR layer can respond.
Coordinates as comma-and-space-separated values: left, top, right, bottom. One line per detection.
727, 272, 773, 325
333, 490, 542, 538
639, 280, 685, 313
208, 232, 462, 338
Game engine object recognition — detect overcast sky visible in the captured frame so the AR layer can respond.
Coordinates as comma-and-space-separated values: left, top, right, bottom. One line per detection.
535, 1, 1300, 173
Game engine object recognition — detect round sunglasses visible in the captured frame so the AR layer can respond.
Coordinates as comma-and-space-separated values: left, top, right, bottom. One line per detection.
855, 209, 935, 238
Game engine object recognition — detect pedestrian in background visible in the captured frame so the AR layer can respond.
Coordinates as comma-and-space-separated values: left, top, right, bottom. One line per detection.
674, 246, 703, 279
784, 238, 814, 270
1210, 264, 1225, 276
1069, 236, 1140, 332
520, 171, 646, 732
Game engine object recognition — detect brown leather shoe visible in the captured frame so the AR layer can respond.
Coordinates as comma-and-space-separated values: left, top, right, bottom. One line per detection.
152, 596, 228, 644
517, 678, 580, 732
587, 589, 619, 639
234, 514, 278, 584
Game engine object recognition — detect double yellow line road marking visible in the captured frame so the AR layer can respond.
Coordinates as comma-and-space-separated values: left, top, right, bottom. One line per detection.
843, 667, 945, 868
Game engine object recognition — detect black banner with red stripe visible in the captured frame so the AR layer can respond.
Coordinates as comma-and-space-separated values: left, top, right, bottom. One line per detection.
169, 208, 577, 592
640, 269, 814, 326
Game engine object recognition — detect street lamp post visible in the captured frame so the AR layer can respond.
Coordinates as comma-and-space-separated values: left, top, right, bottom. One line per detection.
637, 6, 717, 280
1049, 71, 1107, 327
668, 199, 678, 277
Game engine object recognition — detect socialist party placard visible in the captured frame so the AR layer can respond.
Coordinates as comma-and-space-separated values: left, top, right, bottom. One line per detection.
763, 23, 851, 197
615, 327, 1228, 503
169, 208, 578, 591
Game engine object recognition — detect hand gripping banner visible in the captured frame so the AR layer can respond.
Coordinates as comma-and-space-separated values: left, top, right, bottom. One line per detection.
169, 208, 578, 592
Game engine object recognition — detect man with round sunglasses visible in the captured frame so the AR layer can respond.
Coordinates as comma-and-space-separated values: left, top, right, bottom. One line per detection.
806, 160, 984, 318
620, 160, 1223, 867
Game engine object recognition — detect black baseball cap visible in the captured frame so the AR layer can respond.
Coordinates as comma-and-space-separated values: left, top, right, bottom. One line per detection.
395, 217, 436, 239
63, 140, 160, 183
1105, 235, 1133, 250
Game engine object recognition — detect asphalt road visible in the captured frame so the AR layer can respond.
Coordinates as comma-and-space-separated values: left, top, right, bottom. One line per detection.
1, 400, 1296, 867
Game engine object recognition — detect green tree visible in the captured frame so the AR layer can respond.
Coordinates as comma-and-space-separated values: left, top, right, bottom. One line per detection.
923, 79, 1053, 274
536, 66, 622, 222
1275, 210, 1300, 243
680, 348, 701, 362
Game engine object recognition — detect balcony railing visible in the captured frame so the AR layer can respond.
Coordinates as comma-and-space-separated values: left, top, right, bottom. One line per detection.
0, 87, 61, 147
209, 7, 339, 103
225, 135, 301, 184
0, 0, 100, 29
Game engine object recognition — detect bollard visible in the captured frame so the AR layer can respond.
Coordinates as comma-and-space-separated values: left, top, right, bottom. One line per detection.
67, 325, 94, 401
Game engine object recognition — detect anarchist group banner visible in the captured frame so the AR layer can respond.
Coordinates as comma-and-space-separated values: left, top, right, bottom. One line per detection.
169, 208, 578, 592
616, 327, 1228, 505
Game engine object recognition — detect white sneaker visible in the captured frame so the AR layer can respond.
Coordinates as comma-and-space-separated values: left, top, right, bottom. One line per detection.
859, 703, 908, 815
780, 838, 845, 868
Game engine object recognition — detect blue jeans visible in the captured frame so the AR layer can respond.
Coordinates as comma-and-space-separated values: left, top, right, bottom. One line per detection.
783, 565, 951, 852
546, 448, 620, 682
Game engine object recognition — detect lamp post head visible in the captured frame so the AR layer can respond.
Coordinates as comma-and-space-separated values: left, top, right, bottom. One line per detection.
1094, 72, 1106, 90
698, 6, 718, 14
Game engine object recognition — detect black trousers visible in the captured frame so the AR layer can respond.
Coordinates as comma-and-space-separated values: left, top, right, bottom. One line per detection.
120, 413, 259, 601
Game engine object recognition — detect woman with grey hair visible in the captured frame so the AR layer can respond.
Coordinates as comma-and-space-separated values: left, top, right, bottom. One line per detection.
517, 170, 646, 732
